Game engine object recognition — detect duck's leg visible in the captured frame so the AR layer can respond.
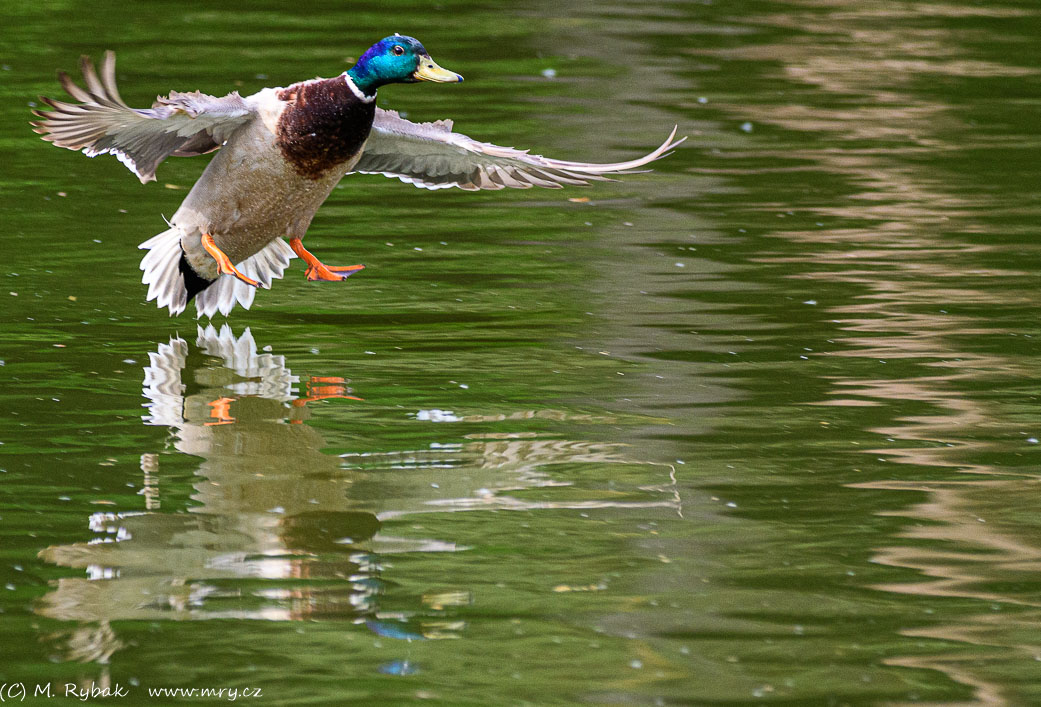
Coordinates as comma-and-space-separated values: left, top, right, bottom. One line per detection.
201, 234, 259, 287
290, 238, 365, 282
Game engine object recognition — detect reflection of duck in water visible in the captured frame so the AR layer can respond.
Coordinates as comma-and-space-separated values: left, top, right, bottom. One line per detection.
141, 324, 364, 521
38, 326, 401, 662
38, 325, 678, 665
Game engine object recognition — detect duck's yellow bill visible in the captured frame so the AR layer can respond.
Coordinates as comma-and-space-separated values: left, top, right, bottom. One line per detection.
413, 57, 463, 83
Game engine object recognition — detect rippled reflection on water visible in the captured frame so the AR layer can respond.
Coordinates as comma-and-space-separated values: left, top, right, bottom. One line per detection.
37, 326, 679, 663
686, 1, 1041, 702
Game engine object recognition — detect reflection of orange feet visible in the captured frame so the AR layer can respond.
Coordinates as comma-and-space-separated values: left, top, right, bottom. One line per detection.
292, 376, 364, 406
205, 396, 237, 426
202, 234, 259, 287
290, 238, 364, 282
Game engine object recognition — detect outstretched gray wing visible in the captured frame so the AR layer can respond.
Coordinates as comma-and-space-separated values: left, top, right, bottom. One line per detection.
32, 52, 255, 183
351, 108, 684, 191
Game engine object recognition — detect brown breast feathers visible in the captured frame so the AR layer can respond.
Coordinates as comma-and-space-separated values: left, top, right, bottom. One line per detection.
276, 78, 376, 180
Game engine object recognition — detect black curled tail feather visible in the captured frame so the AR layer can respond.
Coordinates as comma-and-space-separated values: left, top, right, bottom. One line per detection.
179, 247, 216, 303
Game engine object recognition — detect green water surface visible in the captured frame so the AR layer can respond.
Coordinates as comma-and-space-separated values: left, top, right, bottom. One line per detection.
2, 0, 1041, 704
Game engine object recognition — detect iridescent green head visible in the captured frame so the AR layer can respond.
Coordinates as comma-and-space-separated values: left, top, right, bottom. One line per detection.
347, 35, 462, 97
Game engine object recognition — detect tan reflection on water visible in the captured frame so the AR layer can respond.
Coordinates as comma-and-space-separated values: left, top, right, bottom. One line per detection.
851, 475, 1041, 707
693, 1, 1041, 702
37, 325, 679, 663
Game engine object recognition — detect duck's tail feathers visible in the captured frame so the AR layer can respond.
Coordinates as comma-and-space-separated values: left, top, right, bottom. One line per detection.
139, 227, 193, 316
193, 238, 295, 318
138, 228, 295, 317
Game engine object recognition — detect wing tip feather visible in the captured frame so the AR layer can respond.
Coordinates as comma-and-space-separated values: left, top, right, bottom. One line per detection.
35, 51, 252, 182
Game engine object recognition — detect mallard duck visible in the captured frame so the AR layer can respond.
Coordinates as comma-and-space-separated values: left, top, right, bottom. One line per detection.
32, 36, 684, 317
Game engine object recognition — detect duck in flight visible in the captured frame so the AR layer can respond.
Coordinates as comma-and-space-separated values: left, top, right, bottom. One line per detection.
32, 36, 684, 317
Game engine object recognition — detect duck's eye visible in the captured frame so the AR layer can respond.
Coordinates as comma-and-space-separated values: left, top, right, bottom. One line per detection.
392, 45, 405, 56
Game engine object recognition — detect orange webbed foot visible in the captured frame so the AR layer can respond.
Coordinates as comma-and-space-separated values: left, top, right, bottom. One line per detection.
304, 263, 365, 282
290, 238, 364, 282
201, 234, 258, 287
